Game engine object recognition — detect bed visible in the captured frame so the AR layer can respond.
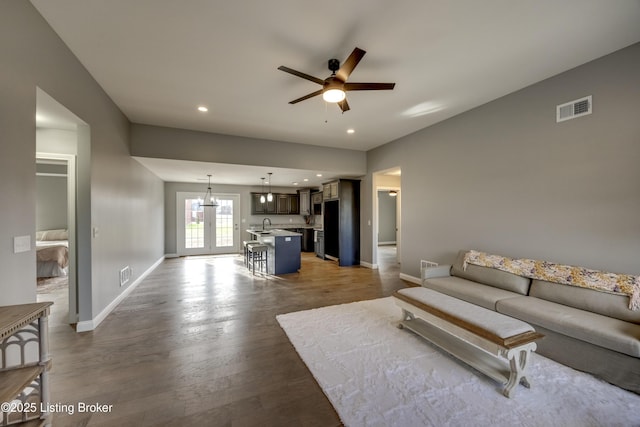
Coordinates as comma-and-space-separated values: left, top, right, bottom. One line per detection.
36, 229, 69, 278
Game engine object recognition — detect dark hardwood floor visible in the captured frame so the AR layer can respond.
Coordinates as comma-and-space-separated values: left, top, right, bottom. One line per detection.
44, 250, 409, 426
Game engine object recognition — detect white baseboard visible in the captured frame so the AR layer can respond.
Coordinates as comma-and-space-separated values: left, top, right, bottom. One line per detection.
76, 256, 165, 332
399, 272, 421, 285
360, 261, 378, 269
164, 253, 179, 259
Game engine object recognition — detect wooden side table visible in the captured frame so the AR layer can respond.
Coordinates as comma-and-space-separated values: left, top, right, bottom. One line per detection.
0, 302, 53, 426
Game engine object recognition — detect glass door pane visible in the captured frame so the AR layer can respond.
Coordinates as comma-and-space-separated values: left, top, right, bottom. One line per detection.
211, 194, 240, 254
215, 199, 233, 248
184, 198, 205, 249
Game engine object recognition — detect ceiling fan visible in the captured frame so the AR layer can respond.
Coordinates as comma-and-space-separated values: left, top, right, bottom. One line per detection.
278, 47, 395, 113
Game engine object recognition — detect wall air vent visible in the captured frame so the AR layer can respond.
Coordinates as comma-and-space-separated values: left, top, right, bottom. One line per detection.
556, 95, 592, 122
120, 266, 131, 287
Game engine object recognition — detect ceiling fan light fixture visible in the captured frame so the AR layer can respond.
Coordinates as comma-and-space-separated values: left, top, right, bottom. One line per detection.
279, 47, 395, 112
323, 88, 346, 103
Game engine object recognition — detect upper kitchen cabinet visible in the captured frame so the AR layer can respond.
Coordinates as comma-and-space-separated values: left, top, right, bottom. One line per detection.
323, 181, 339, 200
288, 194, 299, 214
298, 188, 311, 215
312, 191, 323, 215
252, 193, 299, 215
277, 194, 299, 214
251, 193, 274, 214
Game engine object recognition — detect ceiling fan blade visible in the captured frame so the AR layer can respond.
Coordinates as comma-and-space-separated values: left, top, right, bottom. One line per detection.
278, 66, 324, 85
289, 89, 323, 104
344, 82, 396, 91
338, 98, 350, 113
335, 47, 366, 82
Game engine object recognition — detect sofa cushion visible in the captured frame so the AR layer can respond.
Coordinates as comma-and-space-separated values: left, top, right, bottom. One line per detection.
496, 296, 640, 358
422, 276, 522, 311
530, 280, 640, 325
450, 250, 531, 295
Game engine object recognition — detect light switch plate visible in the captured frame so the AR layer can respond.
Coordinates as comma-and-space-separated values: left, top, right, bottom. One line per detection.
14, 235, 31, 253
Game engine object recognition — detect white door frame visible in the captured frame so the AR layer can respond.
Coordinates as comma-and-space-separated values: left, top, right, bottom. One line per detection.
176, 192, 240, 256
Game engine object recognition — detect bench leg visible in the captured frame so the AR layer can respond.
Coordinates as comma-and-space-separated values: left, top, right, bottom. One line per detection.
503, 343, 536, 398
397, 308, 416, 329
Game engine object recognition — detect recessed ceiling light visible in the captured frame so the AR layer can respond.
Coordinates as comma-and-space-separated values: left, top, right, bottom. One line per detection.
197, 106, 208, 112
303, 178, 309, 182
347, 129, 355, 134
316, 174, 322, 177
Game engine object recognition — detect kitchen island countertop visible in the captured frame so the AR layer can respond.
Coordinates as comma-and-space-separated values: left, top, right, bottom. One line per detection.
247, 229, 302, 237
246, 229, 301, 275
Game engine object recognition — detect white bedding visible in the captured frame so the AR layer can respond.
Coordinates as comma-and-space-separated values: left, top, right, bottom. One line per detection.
36, 239, 69, 278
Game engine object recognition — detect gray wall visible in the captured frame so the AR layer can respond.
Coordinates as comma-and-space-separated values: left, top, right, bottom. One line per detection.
36, 128, 78, 155
365, 42, 640, 278
132, 124, 367, 176
0, 2, 164, 318
36, 174, 67, 231
378, 191, 397, 244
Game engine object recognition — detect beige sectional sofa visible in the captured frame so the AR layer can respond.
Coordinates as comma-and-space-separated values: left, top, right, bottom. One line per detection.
421, 250, 640, 393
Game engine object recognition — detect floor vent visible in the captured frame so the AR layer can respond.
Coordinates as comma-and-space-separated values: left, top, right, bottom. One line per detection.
120, 266, 131, 287
556, 95, 592, 122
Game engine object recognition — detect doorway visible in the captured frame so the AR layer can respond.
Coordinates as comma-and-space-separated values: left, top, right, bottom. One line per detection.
36, 88, 86, 326
176, 192, 241, 255
372, 168, 401, 270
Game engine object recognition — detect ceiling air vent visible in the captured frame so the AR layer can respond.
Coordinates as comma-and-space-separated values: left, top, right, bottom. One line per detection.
556, 95, 592, 122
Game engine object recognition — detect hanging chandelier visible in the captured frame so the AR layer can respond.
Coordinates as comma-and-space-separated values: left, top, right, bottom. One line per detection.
199, 174, 218, 207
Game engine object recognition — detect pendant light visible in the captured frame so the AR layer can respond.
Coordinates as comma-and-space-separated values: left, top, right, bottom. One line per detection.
199, 174, 218, 207
260, 177, 266, 204
267, 172, 274, 202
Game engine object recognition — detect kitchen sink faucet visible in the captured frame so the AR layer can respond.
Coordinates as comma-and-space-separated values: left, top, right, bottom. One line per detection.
263, 217, 272, 230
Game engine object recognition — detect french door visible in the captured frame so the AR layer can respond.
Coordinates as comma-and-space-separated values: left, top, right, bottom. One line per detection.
177, 192, 240, 255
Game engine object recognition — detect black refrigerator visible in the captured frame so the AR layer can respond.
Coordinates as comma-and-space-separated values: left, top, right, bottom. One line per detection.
322, 179, 360, 266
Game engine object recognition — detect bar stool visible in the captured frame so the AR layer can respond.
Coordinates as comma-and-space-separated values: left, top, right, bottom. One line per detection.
243, 240, 260, 269
247, 243, 269, 275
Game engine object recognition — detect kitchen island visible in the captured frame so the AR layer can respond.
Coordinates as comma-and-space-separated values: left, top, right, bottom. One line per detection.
247, 229, 302, 275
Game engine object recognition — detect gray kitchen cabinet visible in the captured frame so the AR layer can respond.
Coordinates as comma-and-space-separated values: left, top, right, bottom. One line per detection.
315, 230, 324, 259
251, 192, 275, 215
253, 192, 299, 215
298, 188, 311, 215
323, 181, 339, 200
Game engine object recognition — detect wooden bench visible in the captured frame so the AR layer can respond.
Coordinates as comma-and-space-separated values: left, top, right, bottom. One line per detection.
393, 287, 543, 397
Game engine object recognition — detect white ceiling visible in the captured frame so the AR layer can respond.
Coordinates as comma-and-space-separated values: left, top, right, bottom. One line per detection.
31, 1, 640, 183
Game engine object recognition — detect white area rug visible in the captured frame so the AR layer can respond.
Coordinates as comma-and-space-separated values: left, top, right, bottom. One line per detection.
277, 297, 640, 427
